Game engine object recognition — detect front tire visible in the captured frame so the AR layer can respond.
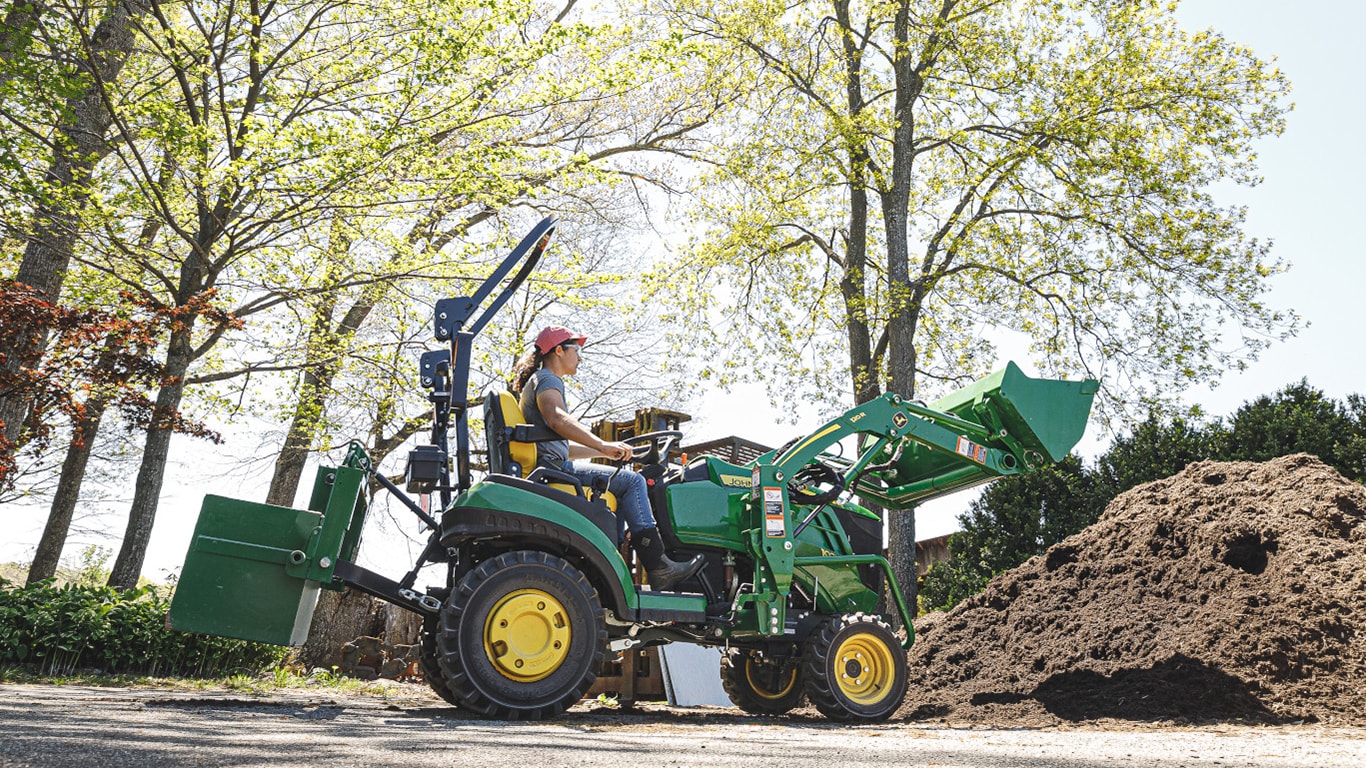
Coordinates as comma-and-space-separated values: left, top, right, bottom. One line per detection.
802, 613, 908, 722
720, 647, 804, 715
436, 550, 606, 720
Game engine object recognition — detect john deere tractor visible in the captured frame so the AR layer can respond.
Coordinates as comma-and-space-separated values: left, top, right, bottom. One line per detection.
169, 217, 1098, 722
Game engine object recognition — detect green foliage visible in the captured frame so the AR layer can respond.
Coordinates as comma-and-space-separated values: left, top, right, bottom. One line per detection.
8, 0, 728, 583
1222, 381, 1366, 483
920, 381, 1366, 611
654, 0, 1295, 421
1093, 412, 1224, 498
72, 545, 112, 588
0, 579, 287, 677
920, 456, 1102, 613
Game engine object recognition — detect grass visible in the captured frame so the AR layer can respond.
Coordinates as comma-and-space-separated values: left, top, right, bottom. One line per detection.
0, 663, 421, 698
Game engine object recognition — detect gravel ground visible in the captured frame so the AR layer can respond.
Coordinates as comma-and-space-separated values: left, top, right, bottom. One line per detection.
2, 684, 1364, 768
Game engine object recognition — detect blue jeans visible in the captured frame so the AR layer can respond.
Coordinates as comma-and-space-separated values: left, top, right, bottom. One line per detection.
559, 460, 653, 534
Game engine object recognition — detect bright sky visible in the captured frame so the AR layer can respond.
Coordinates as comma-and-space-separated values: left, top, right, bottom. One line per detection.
6, 0, 1363, 576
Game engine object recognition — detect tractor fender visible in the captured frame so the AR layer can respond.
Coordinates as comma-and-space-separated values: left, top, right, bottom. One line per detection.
439, 503, 634, 622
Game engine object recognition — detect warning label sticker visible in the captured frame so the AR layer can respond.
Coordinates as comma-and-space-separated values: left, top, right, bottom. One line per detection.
764, 487, 785, 537
955, 436, 988, 464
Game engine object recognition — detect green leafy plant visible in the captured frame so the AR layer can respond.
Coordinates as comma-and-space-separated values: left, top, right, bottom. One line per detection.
0, 578, 286, 677
72, 546, 112, 588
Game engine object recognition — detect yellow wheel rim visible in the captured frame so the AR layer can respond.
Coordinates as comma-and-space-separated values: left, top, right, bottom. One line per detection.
745, 655, 798, 701
833, 632, 896, 706
483, 589, 571, 683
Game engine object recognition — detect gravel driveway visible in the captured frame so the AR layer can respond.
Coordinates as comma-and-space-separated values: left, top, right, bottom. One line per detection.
2, 684, 1363, 768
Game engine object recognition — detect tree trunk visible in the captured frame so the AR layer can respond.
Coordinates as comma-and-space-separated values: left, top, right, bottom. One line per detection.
26, 392, 110, 585
267, 296, 384, 505
880, 0, 923, 617
107, 322, 197, 589
267, 216, 381, 506
834, 0, 879, 408
297, 588, 383, 671
266, 367, 331, 507
0, 1, 141, 446
883, 195, 919, 615
383, 602, 422, 647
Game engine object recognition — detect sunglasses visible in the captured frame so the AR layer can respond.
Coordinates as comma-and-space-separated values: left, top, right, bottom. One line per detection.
561, 344, 582, 353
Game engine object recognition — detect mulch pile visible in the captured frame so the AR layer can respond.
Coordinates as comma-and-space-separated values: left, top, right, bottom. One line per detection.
900, 454, 1366, 726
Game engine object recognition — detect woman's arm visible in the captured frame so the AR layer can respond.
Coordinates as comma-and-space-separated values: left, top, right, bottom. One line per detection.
536, 388, 633, 461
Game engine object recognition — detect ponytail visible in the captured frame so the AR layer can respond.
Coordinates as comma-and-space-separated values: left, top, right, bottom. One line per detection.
510, 348, 543, 394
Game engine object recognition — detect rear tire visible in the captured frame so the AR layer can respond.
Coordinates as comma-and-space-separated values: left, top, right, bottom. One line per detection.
420, 617, 462, 707
802, 613, 907, 722
436, 550, 606, 720
720, 647, 804, 715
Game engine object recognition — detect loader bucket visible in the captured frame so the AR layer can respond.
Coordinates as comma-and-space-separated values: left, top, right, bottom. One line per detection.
929, 361, 1099, 464
876, 362, 1097, 507
168, 450, 369, 646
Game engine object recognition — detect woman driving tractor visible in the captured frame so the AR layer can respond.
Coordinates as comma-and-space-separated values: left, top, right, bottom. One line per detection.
510, 325, 704, 590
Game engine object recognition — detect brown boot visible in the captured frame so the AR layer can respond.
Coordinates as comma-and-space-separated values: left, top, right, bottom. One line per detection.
633, 528, 704, 590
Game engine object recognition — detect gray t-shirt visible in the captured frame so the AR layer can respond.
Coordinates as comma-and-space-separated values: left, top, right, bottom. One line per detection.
519, 369, 570, 469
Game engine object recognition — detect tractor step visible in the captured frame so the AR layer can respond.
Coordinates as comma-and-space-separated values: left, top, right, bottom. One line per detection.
636, 589, 707, 623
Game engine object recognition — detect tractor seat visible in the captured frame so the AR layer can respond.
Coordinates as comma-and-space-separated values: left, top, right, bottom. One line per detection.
483, 390, 617, 513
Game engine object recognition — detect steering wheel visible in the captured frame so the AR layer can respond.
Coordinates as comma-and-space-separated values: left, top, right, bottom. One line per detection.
621, 430, 684, 467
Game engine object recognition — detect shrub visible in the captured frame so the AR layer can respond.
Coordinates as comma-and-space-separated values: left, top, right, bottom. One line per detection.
0, 578, 287, 676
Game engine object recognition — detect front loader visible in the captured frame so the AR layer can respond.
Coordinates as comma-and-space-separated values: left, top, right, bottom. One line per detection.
169, 217, 1098, 722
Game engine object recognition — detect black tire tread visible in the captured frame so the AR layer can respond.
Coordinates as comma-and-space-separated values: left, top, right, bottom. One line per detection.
420, 618, 463, 708
801, 612, 908, 722
719, 647, 805, 716
436, 550, 606, 720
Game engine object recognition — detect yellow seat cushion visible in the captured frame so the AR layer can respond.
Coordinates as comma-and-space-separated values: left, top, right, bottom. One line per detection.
548, 483, 617, 513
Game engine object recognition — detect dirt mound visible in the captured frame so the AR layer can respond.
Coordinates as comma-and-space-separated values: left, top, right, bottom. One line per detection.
901, 454, 1366, 726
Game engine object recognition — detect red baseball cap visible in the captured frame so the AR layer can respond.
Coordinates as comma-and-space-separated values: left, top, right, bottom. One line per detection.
534, 325, 587, 354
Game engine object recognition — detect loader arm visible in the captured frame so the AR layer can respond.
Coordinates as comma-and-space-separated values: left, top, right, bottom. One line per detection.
767, 362, 1099, 511
738, 363, 1098, 643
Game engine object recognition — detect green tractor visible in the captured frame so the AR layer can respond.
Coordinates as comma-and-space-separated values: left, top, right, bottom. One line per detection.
169, 217, 1098, 722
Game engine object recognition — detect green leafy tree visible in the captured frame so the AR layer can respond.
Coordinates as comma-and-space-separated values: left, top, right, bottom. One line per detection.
920, 455, 1099, 611
255, 1, 734, 505
1093, 411, 1225, 498
3, 0, 731, 588
97, 0, 480, 588
1219, 380, 1366, 482
654, 0, 1295, 601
